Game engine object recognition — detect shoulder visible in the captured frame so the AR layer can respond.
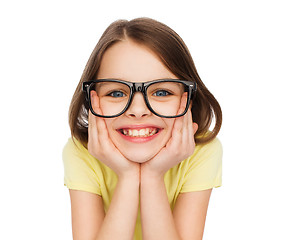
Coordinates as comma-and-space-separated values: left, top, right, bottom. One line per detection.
62, 137, 103, 194
177, 137, 222, 192
62, 137, 102, 175
63, 137, 88, 157
193, 137, 223, 160
187, 137, 222, 170
62, 137, 115, 176
170, 137, 222, 173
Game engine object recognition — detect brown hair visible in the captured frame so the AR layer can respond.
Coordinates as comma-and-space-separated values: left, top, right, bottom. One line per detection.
68, 17, 222, 147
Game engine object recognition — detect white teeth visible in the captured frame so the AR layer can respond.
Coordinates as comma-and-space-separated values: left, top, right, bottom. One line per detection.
145, 128, 149, 135
139, 129, 146, 136
132, 129, 138, 137
121, 128, 158, 137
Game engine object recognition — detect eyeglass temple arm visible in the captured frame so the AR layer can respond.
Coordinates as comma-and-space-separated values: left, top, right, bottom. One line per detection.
82, 81, 92, 101
191, 82, 197, 100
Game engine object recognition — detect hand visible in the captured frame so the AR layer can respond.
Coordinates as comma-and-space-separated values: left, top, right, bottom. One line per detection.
87, 91, 140, 179
141, 95, 198, 178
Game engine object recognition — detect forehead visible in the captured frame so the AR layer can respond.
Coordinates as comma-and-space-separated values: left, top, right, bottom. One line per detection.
97, 40, 177, 82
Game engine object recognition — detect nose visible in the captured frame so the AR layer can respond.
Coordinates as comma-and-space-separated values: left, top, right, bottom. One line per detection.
125, 92, 151, 118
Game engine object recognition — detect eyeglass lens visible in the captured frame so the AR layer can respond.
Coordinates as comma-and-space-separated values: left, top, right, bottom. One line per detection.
89, 81, 188, 117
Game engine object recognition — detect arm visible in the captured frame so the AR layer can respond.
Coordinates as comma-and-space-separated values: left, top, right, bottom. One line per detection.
140, 104, 205, 239
70, 190, 104, 240
173, 189, 212, 240
73, 101, 140, 240
70, 173, 139, 240
140, 173, 180, 239
140, 173, 212, 240
96, 174, 139, 240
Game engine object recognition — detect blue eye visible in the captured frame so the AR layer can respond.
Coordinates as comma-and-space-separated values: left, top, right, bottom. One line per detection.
153, 90, 170, 97
109, 91, 125, 97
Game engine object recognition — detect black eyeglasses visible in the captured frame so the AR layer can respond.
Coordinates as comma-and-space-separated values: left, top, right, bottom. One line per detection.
83, 79, 197, 118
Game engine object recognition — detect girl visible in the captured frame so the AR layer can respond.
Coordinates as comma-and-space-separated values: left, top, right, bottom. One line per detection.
63, 17, 222, 240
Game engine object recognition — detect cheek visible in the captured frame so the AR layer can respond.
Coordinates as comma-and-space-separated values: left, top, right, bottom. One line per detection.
163, 119, 175, 135
103, 119, 115, 137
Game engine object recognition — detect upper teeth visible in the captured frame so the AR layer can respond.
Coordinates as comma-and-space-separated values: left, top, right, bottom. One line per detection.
122, 128, 157, 137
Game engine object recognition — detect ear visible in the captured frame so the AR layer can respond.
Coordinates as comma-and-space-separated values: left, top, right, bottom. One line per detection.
193, 122, 198, 135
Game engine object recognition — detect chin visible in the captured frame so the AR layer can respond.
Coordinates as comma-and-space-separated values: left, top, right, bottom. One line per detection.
122, 151, 156, 163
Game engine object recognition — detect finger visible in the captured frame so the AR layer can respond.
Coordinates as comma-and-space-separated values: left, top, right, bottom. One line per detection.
88, 91, 101, 133
91, 90, 102, 115
165, 92, 187, 149
188, 101, 198, 135
88, 91, 99, 142
184, 106, 193, 139
176, 92, 187, 116
88, 109, 99, 150
184, 105, 198, 146
91, 91, 111, 139
88, 92, 108, 145
171, 92, 188, 133
169, 117, 184, 149
186, 103, 198, 135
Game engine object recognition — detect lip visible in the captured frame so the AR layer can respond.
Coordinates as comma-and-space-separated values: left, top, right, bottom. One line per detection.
116, 124, 163, 143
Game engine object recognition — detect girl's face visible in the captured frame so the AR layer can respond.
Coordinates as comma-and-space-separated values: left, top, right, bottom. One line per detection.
96, 40, 178, 163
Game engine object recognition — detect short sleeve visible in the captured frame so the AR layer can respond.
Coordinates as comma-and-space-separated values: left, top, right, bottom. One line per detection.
180, 138, 222, 192
62, 138, 101, 195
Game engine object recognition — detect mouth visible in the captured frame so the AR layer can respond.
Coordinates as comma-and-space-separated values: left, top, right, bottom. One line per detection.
119, 127, 160, 137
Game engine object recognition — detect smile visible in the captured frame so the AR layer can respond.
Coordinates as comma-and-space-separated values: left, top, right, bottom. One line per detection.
120, 128, 159, 137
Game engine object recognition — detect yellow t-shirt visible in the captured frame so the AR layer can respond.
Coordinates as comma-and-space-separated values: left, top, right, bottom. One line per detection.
63, 137, 222, 240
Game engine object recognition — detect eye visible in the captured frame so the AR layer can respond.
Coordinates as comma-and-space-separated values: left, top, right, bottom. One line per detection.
153, 90, 171, 97
108, 91, 126, 98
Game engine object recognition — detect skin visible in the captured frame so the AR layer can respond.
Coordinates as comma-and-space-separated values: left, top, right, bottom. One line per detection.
93, 39, 198, 164
70, 39, 213, 240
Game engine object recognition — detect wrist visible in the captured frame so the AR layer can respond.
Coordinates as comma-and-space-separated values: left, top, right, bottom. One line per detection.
141, 165, 165, 183
118, 167, 140, 184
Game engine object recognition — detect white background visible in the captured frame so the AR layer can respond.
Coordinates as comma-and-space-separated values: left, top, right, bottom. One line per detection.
0, 0, 280, 239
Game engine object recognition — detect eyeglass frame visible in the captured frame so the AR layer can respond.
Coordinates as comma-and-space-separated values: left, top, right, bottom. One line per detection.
82, 78, 197, 118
